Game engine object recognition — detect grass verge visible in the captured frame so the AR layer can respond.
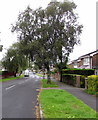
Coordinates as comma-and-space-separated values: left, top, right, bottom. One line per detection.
40, 89, 97, 118
84, 89, 97, 96
41, 79, 58, 88
36, 73, 44, 77
0, 74, 24, 82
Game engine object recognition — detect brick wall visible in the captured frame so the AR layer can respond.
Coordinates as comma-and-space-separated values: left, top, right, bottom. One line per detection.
92, 53, 98, 69
75, 76, 80, 87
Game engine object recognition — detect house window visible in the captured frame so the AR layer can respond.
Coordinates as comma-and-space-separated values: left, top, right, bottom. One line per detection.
74, 62, 78, 68
95, 69, 98, 75
83, 57, 90, 65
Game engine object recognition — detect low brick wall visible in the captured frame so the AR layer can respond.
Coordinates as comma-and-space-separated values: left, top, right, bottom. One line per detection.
51, 73, 86, 88
75, 76, 81, 87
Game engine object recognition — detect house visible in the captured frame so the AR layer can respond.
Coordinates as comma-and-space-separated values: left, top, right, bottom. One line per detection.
68, 50, 98, 75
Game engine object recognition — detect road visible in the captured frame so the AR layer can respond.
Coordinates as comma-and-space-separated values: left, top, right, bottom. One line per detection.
2, 72, 41, 119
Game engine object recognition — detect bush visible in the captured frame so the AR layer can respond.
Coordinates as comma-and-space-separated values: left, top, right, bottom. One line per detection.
62, 68, 95, 76
62, 74, 85, 88
80, 75, 85, 88
2, 71, 15, 78
88, 75, 98, 93
62, 74, 76, 86
50, 71, 56, 74
50, 68, 58, 75
0, 71, 2, 75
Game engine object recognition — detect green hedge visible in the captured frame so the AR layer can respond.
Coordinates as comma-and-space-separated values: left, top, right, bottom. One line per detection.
1, 71, 15, 78
62, 74, 85, 87
50, 71, 56, 74
62, 74, 77, 86
88, 75, 98, 93
62, 68, 94, 76
0, 71, 2, 75
80, 75, 85, 88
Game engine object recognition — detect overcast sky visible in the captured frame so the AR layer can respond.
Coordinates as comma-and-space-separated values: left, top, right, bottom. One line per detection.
0, 0, 97, 61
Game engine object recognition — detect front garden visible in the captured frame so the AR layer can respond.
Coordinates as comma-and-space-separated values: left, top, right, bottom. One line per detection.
51, 68, 97, 95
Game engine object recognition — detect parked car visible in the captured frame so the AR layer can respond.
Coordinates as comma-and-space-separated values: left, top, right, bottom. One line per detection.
24, 69, 29, 77
33, 72, 36, 74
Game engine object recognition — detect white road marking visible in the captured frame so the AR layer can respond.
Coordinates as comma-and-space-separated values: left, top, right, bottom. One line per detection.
5, 85, 16, 90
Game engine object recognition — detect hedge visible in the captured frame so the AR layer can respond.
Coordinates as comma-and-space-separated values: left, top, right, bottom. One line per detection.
80, 75, 85, 88
1, 71, 15, 78
62, 74, 76, 86
88, 75, 98, 93
62, 68, 94, 76
62, 74, 85, 87
0, 71, 2, 75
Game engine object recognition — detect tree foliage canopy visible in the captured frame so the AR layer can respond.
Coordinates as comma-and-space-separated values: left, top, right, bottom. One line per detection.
11, 0, 83, 82
2, 43, 28, 75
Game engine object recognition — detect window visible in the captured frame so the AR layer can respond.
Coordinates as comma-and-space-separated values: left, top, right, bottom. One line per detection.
74, 62, 78, 68
83, 57, 90, 65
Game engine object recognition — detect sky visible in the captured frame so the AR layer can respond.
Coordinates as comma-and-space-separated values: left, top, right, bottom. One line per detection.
0, 0, 97, 61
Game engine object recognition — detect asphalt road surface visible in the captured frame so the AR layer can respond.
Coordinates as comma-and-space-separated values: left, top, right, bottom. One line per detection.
2, 72, 41, 119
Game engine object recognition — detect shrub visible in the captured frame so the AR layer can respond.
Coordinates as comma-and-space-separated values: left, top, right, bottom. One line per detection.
62, 68, 94, 76
62, 74, 76, 86
88, 75, 98, 93
62, 74, 85, 88
0, 71, 2, 75
50, 71, 56, 74
2, 71, 15, 78
80, 75, 85, 88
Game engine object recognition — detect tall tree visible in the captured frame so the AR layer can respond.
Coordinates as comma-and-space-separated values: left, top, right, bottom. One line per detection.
1, 43, 28, 76
12, 0, 83, 83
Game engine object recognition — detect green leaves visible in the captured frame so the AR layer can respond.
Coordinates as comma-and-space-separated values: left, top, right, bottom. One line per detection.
1, 43, 28, 73
11, 0, 83, 82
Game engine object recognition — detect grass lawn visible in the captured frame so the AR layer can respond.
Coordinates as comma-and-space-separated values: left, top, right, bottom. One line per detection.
0, 74, 24, 82
84, 89, 97, 96
41, 79, 58, 88
36, 73, 44, 77
40, 89, 97, 118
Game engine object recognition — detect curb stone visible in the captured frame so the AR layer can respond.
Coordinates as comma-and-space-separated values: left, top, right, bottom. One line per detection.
39, 104, 43, 119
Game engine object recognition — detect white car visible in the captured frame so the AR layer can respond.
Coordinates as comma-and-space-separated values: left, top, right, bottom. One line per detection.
24, 69, 29, 77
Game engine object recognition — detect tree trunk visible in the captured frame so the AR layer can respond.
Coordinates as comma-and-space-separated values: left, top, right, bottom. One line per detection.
60, 57, 63, 82
60, 70, 62, 82
14, 68, 18, 77
14, 72, 17, 77
47, 66, 51, 84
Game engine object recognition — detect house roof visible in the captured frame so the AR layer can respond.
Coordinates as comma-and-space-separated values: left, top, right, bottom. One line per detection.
69, 49, 98, 64
79, 49, 98, 58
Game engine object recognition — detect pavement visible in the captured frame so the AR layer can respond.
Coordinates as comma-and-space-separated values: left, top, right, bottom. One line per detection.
53, 79, 97, 112
2, 73, 41, 119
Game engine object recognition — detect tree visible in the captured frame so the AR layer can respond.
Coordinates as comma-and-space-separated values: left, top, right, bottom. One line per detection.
44, 1, 83, 82
12, 0, 83, 83
1, 43, 28, 77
